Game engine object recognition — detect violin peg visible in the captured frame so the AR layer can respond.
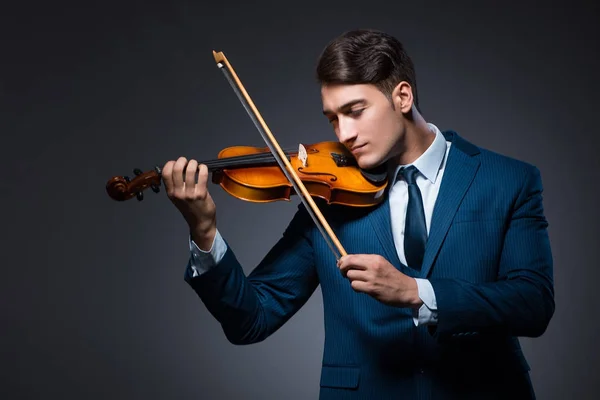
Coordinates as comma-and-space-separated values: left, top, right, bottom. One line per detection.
106, 167, 162, 202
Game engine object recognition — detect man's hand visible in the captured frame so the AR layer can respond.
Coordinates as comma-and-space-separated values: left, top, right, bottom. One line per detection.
162, 157, 217, 251
337, 254, 423, 309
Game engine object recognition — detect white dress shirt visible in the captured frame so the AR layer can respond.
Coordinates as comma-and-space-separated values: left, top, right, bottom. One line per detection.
187, 122, 451, 327
389, 123, 451, 325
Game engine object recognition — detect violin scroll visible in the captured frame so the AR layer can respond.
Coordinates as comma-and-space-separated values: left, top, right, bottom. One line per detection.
106, 166, 162, 201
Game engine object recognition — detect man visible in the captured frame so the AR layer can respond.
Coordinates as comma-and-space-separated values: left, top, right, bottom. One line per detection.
162, 29, 554, 399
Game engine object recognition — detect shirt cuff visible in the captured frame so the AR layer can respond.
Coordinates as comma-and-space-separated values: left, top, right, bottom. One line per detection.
412, 278, 438, 326
187, 229, 227, 278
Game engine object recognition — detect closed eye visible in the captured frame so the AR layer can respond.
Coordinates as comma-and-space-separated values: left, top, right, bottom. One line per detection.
325, 108, 364, 124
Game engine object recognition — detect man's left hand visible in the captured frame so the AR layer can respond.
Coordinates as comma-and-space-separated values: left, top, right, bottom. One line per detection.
337, 254, 423, 309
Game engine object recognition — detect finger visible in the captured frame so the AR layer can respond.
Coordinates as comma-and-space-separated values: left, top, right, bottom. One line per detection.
338, 254, 369, 275
350, 279, 370, 294
185, 159, 199, 198
337, 255, 350, 277
337, 255, 354, 271
172, 157, 188, 192
195, 164, 209, 200
161, 161, 175, 195
345, 269, 369, 282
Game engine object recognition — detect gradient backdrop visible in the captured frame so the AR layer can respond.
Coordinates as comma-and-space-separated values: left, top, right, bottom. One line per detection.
3, 1, 599, 399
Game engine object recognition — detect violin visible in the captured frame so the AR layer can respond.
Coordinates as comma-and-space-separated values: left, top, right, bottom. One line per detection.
105, 141, 388, 206
105, 50, 382, 260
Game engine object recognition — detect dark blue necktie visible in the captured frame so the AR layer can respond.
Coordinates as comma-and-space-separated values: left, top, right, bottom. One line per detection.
400, 165, 427, 270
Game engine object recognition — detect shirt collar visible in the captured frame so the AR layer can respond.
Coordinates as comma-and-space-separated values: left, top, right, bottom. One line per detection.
391, 123, 448, 184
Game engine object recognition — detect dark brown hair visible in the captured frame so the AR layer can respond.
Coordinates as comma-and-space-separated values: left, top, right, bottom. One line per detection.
316, 29, 420, 113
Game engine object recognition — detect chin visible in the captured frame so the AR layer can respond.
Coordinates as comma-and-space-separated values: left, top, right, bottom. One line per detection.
355, 154, 382, 170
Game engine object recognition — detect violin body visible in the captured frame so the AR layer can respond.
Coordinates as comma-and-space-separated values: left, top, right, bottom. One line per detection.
213, 141, 387, 207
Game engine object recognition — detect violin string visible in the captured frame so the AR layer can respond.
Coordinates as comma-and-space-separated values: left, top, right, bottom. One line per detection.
202, 153, 281, 169
201, 148, 299, 171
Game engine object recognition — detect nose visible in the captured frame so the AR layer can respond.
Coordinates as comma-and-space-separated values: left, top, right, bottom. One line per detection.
337, 116, 357, 145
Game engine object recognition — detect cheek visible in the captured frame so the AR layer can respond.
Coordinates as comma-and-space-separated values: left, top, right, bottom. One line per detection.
367, 111, 398, 143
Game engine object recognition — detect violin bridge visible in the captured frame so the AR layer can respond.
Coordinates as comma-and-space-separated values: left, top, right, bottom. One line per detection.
298, 144, 308, 167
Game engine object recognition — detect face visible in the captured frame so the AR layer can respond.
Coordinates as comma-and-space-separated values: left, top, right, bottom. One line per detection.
321, 83, 407, 170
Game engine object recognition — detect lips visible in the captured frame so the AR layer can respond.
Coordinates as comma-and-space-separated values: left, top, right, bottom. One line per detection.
350, 143, 366, 154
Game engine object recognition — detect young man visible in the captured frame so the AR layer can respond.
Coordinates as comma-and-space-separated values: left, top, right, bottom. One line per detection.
162, 29, 554, 399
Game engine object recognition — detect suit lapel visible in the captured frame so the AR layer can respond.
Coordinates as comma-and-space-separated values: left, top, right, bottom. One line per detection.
366, 195, 402, 268
418, 132, 481, 278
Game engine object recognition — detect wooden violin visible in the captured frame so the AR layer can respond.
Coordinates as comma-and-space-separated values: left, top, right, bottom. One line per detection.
105, 50, 375, 259
105, 141, 388, 206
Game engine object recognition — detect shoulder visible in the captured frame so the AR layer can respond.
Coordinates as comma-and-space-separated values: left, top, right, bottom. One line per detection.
446, 129, 542, 185
479, 147, 539, 177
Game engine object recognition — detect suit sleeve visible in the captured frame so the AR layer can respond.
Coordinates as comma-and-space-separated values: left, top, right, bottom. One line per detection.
184, 204, 319, 345
429, 165, 555, 340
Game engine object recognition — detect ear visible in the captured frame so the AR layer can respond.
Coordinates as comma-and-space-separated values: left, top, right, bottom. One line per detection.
391, 81, 414, 114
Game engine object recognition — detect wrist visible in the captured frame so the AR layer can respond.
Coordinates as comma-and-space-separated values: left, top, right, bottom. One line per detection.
191, 223, 216, 251
408, 278, 423, 309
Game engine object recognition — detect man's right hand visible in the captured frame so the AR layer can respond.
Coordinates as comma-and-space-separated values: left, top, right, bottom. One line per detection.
162, 157, 217, 251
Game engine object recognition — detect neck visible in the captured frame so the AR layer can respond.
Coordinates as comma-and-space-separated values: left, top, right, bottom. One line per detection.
392, 114, 435, 166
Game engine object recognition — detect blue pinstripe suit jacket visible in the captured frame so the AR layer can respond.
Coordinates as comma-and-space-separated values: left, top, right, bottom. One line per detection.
185, 130, 555, 399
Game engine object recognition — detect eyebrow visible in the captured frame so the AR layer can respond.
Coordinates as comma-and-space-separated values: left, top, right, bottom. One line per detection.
322, 99, 366, 116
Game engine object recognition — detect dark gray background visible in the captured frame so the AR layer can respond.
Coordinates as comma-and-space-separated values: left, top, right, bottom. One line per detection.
2, 1, 599, 399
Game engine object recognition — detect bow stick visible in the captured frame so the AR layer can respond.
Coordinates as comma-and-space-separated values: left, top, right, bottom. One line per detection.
212, 50, 347, 260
